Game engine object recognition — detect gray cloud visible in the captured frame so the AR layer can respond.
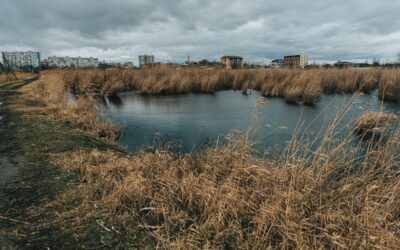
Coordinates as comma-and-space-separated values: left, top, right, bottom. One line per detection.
1, 0, 400, 64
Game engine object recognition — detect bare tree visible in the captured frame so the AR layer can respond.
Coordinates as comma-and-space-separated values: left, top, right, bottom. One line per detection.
397, 52, 400, 63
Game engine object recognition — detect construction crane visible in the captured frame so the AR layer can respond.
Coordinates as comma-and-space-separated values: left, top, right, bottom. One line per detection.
1, 52, 18, 80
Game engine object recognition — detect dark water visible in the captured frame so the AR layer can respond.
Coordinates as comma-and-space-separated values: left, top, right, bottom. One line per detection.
102, 90, 399, 153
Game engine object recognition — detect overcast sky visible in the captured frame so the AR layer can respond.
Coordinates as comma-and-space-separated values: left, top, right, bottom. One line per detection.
1, 0, 400, 64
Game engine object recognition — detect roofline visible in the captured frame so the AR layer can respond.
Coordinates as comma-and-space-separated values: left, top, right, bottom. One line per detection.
221, 56, 243, 59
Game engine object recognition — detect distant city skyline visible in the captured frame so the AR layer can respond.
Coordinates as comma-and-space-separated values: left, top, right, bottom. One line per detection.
1, 0, 400, 64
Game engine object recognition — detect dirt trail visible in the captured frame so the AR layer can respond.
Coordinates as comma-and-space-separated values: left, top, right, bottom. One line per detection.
0, 76, 39, 185
0, 75, 119, 248
0, 76, 41, 248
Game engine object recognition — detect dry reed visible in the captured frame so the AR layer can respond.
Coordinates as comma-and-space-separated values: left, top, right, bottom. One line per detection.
29, 71, 120, 141
25, 71, 400, 248
379, 69, 400, 102
51, 124, 400, 249
61, 67, 399, 105
355, 111, 398, 135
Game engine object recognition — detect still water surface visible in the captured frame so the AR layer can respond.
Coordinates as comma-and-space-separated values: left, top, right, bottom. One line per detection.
102, 90, 399, 153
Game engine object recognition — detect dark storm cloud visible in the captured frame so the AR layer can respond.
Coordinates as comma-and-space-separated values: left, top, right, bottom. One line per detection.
1, 0, 399, 63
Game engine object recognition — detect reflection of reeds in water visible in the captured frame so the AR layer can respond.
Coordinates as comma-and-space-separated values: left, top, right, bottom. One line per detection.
62, 67, 397, 105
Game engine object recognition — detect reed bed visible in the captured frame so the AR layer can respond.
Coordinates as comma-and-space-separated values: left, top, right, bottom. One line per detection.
379, 69, 400, 102
60, 67, 398, 105
26, 71, 400, 248
50, 122, 400, 248
28, 71, 120, 141
355, 111, 398, 136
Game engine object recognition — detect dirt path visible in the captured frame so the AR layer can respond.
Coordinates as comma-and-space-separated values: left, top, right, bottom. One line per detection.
0, 76, 45, 248
0, 76, 39, 185
0, 75, 126, 248
0, 76, 85, 248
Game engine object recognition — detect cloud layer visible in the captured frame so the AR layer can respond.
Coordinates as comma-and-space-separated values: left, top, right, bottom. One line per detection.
1, 0, 400, 64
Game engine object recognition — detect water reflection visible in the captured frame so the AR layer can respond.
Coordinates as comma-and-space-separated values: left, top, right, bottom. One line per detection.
102, 90, 399, 154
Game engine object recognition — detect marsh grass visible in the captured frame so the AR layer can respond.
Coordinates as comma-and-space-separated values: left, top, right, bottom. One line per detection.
355, 111, 398, 136
49, 118, 400, 249
29, 71, 120, 141
19, 71, 400, 248
61, 67, 397, 105
379, 69, 400, 102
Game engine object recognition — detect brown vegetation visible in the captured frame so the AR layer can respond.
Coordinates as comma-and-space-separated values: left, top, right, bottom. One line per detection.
0, 72, 35, 85
50, 124, 400, 248
60, 67, 394, 105
21, 71, 400, 248
379, 69, 400, 102
29, 71, 120, 141
355, 111, 398, 135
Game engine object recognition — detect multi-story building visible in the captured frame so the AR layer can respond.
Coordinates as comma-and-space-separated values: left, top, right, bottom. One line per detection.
139, 55, 155, 67
123, 62, 134, 68
47, 56, 99, 68
271, 59, 284, 69
2, 51, 41, 71
220, 56, 244, 69
283, 54, 308, 69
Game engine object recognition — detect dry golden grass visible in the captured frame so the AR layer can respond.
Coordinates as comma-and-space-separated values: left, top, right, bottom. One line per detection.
0, 73, 7, 84
23, 71, 400, 248
355, 111, 398, 135
0, 72, 35, 85
27, 71, 120, 141
50, 127, 400, 248
60, 67, 398, 105
379, 69, 400, 102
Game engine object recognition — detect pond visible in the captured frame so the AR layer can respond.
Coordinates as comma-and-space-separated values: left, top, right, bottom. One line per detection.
102, 90, 399, 154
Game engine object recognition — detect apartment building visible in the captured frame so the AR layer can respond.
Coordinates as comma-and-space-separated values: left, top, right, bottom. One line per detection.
220, 56, 244, 69
283, 54, 308, 69
139, 55, 155, 67
271, 59, 284, 69
2, 51, 41, 71
47, 56, 99, 68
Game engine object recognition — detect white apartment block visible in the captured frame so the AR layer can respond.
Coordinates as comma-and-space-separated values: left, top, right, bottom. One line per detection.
139, 55, 155, 67
47, 56, 99, 68
2, 51, 41, 71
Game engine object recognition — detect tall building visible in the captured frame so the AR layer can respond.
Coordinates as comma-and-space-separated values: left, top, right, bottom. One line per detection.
139, 55, 155, 67
2, 51, 41, 71
220, 56, 244, 69
271, 59, 284, 69
47, 56, 99, 68
283, 54, 308, 69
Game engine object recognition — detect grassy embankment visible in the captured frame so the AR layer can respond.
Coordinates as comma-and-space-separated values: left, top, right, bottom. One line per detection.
62, 66, 400, 104
1, 71, 398, 248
